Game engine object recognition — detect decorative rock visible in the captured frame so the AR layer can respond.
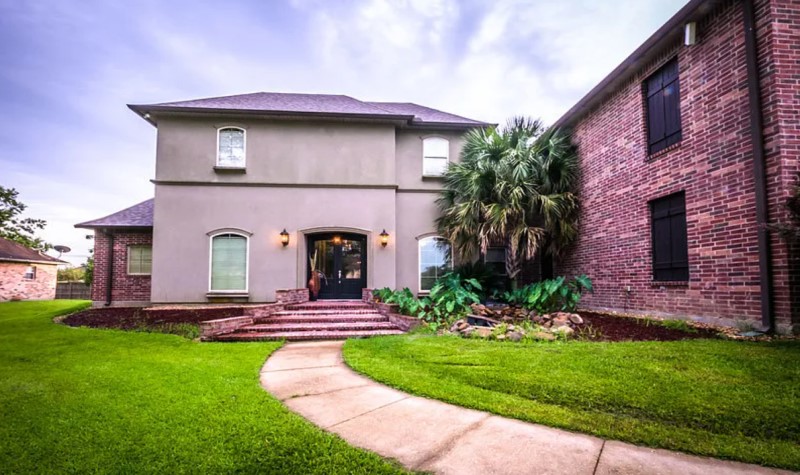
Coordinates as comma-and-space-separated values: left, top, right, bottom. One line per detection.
568, 314, 584, 325
496, 334, 506, 341
474, 327, 492, 338
507, 331, 523, 342
531, 331, 556, 341
552, 326, 574, 336
457, 321, 470, 330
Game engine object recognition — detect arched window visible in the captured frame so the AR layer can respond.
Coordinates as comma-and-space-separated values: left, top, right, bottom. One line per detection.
422, 137, 449, 176
209, 233, 248, 291
419, 236, 453, 292
217, 127, 246, 168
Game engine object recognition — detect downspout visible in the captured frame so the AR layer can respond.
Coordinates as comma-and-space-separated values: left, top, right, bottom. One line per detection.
104, 230, 115, 307
742, 0, 774, 332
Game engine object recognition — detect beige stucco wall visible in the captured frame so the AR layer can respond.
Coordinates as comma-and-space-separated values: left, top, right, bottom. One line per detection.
155, 117, 396, 185
149, 116, 473, 302
395, 191, 444, 294
395, 129, 465, 191
151, 184, 398, 303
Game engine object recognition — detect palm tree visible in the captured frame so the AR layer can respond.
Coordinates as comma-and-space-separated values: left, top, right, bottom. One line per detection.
436, 117, 579, 288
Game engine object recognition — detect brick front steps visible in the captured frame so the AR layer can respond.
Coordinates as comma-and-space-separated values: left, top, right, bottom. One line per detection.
206, 300, 405, 341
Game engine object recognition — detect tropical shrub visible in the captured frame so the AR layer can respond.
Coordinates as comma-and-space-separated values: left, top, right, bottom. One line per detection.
371, 287, 394, 302
379, 274, 482, 331
502, 275, 592, 314
453, 261, 505, 298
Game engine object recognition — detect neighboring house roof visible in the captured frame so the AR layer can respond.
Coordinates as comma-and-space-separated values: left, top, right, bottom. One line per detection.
0, 237, 66, 265
75, 199, 154, 230
552, 0, 720, 130
129, 92, 492, 129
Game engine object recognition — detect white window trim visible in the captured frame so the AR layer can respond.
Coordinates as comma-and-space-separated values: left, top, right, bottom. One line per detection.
422, 136, 450, 177
216, 126, 247, 168
417, 235, 453, 294
208, 231, 250, 293
126, 245, 152, 276
23, 266, 36, 280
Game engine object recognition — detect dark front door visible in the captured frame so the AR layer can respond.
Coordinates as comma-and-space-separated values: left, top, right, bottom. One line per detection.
307, 233, 367, 300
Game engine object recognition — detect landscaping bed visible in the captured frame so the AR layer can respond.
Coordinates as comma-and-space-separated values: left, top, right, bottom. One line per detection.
62, 306, 245, 339
578, 311, 718, 341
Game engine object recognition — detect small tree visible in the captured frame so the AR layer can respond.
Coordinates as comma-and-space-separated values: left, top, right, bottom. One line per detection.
436, 117, 579, 288
0, 186, 50, 250
84, 255, 94, 286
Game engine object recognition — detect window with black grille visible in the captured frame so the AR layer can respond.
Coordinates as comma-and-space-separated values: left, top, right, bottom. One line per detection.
645, 58, 682, 155
650, 192, 689, 281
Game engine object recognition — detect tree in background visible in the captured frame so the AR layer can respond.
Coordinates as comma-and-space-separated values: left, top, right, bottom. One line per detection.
436, 117, 580, 288
0, 186, 50, 250
57, 266, 86, 282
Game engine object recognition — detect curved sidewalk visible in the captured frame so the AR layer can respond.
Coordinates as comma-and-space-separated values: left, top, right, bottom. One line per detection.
261, 341, 793, 475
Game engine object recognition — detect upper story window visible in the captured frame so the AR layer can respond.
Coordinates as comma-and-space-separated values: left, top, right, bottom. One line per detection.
217, 127, 246, 168
127, 245, 152, 275
650, 192, 689, 282
23, 266, 36, 280
645, 58, 682, 155
422, 137, 449, 177
419, 236, 453, 292
210, 233, 248, 292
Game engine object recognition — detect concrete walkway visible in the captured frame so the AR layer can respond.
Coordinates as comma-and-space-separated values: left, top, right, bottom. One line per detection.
261, 341, 794, 475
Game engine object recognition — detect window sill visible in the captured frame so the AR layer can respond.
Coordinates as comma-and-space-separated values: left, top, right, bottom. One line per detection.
650, 281, 689, 288
647, 141, 681, 161
214, 166, 246, 174
127, 273, 151, 277
421, 175, 445, 180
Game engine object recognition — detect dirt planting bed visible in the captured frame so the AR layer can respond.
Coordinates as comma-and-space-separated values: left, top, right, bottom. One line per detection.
63, 306, 244, 330
578, 312, 719, 342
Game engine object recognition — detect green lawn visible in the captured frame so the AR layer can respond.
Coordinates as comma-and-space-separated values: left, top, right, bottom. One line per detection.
344, 334, 800, 470
0, 301, 406, 474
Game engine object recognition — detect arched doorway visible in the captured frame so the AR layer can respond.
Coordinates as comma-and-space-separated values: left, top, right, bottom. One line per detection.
306, 232, 367, 299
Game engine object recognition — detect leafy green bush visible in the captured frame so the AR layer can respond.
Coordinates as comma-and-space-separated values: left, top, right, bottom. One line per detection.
381, 273, 482, 331
453, 261, 505, 298
502, 275, 593, 314
371, 287, 394, 302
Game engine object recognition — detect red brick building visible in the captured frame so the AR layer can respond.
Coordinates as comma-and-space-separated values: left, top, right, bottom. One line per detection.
554, 0, 799, 333
0, 237, 65, 301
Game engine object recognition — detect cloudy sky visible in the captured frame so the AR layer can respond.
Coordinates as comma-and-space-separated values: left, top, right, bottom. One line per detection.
0, 0, 685, 265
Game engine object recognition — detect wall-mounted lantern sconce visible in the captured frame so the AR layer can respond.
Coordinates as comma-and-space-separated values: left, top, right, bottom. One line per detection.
380, 229, 389, 247
280, 229, 290, 247
333, 235, 342, 245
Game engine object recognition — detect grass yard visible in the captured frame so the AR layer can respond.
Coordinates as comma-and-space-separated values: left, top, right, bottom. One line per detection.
344, 334, 800, 470
0, 301, 406, 474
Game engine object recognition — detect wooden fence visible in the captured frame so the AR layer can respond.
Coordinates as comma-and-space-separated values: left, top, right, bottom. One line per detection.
55, 281, 91, 300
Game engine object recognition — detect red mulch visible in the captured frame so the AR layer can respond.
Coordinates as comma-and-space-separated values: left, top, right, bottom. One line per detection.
63, 306, 244, 330
577, 312, 719, 342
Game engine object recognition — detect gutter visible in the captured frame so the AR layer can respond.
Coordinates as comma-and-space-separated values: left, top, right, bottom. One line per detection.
742, 0, 774, 332
104, 231, 115, 307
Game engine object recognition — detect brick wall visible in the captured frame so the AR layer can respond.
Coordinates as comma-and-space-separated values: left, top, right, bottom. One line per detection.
92, 231, 152, 304
275, 288, 309, 305
558, 0, 797, 331
0, 262, 58, 301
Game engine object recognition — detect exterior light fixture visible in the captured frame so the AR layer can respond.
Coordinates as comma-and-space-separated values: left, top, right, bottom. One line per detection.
333, 235, 342, 245
280, 229, 290, 246
380, 229, 389, 247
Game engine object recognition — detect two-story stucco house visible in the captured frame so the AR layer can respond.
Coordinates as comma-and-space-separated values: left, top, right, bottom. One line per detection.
77, 93, 490, 306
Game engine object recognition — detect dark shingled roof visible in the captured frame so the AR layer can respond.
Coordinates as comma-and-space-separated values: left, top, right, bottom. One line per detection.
129, 92, 491, 128
366, 102, 490, 126
75, 199, 154, 229
0, 237, 66, 265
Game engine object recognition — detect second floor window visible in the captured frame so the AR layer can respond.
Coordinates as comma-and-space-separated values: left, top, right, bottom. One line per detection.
217, 128, 245, 168
423, 137, 449, 176
645, 58, 682, 155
